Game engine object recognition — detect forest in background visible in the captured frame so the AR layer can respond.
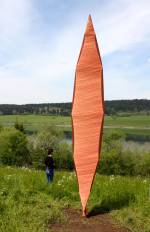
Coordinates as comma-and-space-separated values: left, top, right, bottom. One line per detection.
0, 99, 150, 116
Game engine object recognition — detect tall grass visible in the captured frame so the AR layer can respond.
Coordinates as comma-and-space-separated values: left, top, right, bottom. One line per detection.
89, 175, 150, 232
0, 166, 149, 232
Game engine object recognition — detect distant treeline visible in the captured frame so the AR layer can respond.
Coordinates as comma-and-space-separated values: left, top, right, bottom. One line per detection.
0, 99, 149, 116
105, 99, 150, 115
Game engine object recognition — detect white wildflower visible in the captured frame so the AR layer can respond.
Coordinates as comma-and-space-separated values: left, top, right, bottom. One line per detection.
110, 175, 115, 181
57, 180, 62, 185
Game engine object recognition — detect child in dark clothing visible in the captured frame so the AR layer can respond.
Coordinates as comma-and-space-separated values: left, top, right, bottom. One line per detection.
45, 148, 54, 183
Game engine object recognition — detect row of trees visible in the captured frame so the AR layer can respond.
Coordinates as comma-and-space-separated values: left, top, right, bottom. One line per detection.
0, 103, 71, 116
0, 124, 149, 176
0, 99, 149, 115
105, 99, 150, 115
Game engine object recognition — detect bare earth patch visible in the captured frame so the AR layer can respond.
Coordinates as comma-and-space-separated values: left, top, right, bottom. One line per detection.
50, 208, 131, 232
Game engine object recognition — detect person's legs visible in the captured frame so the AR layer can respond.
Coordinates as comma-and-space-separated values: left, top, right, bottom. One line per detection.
48, 174, 51, 183
50, 169, 54, 182
46, 173, 51, 183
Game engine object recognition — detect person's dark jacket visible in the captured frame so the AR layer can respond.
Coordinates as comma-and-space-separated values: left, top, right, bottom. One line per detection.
45, 156, 54, 169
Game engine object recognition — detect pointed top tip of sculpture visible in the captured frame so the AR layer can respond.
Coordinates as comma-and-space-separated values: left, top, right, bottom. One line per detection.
87, 14, 93, 24
85, 14, 95, 35
88, 14, 92, 20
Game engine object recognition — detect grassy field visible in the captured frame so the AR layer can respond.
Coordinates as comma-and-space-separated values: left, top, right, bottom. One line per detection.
0, 166, 149, 232
105, 115, 150, 128
0, 115, 150, 137
0, 115, 70, 132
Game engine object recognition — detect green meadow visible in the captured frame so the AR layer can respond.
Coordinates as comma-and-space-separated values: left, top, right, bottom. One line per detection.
105, 115, 150, 127
0, 115, 71, 132
0, 166, 149, 232
0, 115, 150, 137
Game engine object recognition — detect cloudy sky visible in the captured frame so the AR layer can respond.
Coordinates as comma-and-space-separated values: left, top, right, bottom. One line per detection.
0, 0, 150, 104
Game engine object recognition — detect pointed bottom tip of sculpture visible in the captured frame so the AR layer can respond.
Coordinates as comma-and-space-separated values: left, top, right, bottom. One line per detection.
82, 208, 88, 217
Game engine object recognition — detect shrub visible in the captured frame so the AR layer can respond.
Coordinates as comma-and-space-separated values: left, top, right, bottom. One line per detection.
98, 131, 123, 175
136, 152, 150, 176
28, 125, 64, 169
54, 142, 73, 170
14, 120, 25, 133
0, 127, 31, 166
98, 131, 150, 176
0, 125, 3, 132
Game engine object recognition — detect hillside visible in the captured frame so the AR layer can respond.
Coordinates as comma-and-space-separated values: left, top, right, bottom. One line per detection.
0, 166, 149, 232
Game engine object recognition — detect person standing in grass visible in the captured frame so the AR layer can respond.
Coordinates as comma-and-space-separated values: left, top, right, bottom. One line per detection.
45, 148, 54, 183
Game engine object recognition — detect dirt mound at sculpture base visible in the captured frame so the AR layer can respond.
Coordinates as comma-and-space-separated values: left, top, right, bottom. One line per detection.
50, 208, 131, 232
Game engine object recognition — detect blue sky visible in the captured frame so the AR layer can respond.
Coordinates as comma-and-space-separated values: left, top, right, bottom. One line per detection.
0, 0, 150, 104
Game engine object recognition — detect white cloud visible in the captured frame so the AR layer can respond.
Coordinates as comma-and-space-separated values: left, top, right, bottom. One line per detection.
0, 75, 67, 104
0, 0, 34, 48
104, 68, 150, 100
94, 0, 150, 55
0, 0, 150, 103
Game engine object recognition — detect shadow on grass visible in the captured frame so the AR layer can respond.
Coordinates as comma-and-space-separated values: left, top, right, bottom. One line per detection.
88, 192, 135, 217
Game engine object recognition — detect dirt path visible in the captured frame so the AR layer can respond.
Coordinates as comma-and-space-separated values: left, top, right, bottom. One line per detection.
50, 208, 131, 232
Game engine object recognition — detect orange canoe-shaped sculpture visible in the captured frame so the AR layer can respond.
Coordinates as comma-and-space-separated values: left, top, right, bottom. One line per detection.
71, 15, 104, 216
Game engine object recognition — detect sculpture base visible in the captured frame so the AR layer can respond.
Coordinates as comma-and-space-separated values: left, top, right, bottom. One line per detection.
82, 208, 88, 217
